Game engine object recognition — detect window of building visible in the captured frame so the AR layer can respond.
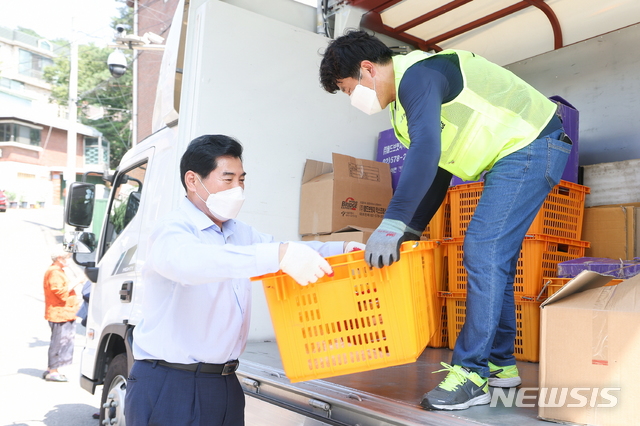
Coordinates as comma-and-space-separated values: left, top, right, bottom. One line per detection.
0, 77, 25, 92
38, 39, 53, 51
84, 136, 109, 166
0, 122, 41, 146
18, 49, 53, 79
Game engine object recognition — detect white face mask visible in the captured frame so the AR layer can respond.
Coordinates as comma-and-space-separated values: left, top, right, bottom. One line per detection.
350, 70, 383, 115
196, 175, 245, 222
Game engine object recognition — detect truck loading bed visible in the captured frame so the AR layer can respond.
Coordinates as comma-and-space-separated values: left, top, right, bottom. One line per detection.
239, 341, 544, 426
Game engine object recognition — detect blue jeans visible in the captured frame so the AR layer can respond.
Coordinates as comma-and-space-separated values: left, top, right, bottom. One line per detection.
451, 129, 571, 377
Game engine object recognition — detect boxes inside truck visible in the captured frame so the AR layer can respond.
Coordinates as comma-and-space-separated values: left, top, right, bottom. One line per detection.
299, 153, 392, 236
582, 203, 640, 259
539, 272, 638, 426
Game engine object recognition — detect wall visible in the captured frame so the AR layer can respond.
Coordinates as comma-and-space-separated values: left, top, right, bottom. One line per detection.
39, 127, 84, 168
180, 0, 395, 340
505, 23, 640, 166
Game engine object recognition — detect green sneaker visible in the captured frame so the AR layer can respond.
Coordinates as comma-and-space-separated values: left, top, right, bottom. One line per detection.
420, 363, 490, 410
488, 361, 522, 388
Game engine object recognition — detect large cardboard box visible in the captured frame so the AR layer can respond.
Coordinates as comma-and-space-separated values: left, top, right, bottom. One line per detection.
301, 226, 374, 244
582, 203, 640, 259
299, 153, 392, 236
539, 272, 640, 425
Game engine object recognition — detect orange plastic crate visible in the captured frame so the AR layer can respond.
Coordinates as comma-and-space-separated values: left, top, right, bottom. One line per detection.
448, 182, 483, 238
440, 292, 541, 362
422, 194, 451, 241
427, 297, 449, 348
543, 277, 623, 298
252, 241, 438, 382
445, 234, 590, 295
448, 180, 589, 239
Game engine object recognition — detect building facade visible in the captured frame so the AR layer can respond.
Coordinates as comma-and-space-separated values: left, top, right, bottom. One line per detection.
0, 26, 107, 207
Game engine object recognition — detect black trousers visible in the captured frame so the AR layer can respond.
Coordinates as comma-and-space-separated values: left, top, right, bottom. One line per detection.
125, 360, 245, 426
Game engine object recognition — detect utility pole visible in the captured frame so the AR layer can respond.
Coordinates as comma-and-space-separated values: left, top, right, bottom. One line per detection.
132, 0, 139, 146
65, 10, 79, 202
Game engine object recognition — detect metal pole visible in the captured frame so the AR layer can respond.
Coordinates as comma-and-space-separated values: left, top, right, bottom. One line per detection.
132, 0, 139, 146
64, 10, 79, 205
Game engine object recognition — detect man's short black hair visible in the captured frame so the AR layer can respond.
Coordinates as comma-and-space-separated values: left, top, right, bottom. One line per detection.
319, 30, 393, 94
180, 134, 243, 190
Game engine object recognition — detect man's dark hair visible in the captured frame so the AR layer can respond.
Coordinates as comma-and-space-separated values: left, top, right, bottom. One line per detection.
319, 30, 393, 94
180, 134, 243, 190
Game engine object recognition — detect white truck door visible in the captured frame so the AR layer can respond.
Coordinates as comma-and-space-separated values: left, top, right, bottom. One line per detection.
81, 147, 155, 379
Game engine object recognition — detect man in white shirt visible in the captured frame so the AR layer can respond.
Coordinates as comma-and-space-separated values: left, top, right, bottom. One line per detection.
125, 134, 361, 425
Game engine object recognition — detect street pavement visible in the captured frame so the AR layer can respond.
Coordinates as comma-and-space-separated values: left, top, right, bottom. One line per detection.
0, 206, 101, 426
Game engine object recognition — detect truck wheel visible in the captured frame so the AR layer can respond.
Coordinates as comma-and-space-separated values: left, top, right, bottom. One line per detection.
100, 353, 128, 425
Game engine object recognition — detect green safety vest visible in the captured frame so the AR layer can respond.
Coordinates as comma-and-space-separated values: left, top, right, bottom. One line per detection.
390, 49, 557, 181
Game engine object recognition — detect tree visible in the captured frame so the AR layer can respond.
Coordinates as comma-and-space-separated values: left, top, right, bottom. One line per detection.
43, 0, 133, 169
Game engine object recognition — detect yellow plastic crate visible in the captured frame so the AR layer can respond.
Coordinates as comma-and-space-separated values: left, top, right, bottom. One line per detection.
421, 194, 451, 241
448, 180, 589, 239
427, 297, 449, 348
445, 234, 590, 295
543, 277, 623, 298
253, 241, 438, 382
440, 292, 541, 362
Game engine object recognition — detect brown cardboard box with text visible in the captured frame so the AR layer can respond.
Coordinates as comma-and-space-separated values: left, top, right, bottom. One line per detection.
299, 153, 392, 236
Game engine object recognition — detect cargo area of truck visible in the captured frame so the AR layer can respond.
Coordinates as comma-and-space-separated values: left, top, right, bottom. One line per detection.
238, 341, 544, 426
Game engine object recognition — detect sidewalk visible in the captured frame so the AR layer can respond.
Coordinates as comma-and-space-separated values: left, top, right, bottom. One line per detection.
0, 206, 101, 425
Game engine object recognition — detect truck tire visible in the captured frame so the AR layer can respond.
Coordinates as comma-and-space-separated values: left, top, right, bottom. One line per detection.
100, 353, 128, 425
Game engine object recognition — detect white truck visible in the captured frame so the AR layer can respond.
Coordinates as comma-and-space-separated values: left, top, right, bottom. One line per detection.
64, 1, 639, 425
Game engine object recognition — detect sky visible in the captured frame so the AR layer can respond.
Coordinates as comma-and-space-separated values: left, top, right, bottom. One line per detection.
0, 0, 122, 46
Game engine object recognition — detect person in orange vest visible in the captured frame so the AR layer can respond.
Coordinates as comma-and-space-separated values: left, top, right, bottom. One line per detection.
43, 246, 80, 382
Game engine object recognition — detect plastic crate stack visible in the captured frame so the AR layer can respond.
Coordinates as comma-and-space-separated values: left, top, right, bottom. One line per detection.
437, 180, 590, 362
421, 195, 451, 349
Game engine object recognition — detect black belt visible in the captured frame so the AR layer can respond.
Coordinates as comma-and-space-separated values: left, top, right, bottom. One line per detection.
144, 359, 239, 375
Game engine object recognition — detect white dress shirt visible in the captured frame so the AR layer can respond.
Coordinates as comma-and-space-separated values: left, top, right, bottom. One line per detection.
132, 196, 343, 364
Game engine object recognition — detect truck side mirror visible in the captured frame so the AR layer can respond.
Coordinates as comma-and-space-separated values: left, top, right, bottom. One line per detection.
65, 182, 96, 228
64, 230, 98, 253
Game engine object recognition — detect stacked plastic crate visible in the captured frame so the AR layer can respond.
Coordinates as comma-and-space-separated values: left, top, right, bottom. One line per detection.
437, 180, 590, 362
421, 195, 451, 349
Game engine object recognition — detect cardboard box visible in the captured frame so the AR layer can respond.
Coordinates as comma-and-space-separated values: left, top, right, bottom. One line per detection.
301, 226, 374, 244
539, 271, 639, 425
299, 153, 392, 236
582, 204, 640, 259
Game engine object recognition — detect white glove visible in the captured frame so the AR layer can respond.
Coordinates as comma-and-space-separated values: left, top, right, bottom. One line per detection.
344, 241, 366, 253
279, 242, 333, 286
